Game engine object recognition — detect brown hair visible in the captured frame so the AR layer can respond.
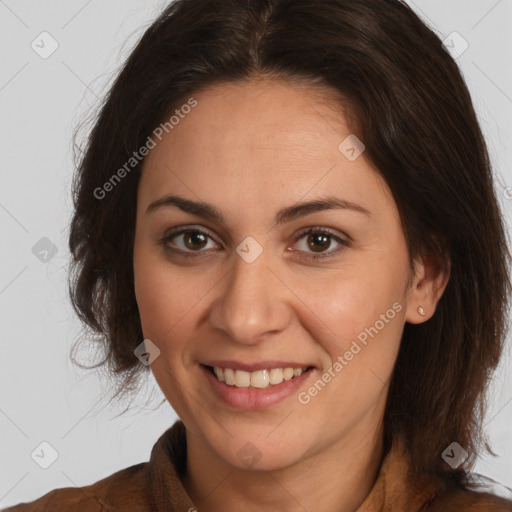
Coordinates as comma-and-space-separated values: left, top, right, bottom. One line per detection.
68, 0, 511, 490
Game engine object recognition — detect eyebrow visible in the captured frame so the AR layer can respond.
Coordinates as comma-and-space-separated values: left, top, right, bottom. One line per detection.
145, 194, 372, 224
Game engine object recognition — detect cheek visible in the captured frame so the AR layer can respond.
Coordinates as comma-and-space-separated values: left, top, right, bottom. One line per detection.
133, 256, 197, 407
294, 272, 405, 428
134, 249, 196, 344
133, 248, 224, 371
292, 262, 406, 353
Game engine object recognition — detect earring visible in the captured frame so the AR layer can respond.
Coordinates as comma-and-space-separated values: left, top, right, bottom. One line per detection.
417, 306, 426, 316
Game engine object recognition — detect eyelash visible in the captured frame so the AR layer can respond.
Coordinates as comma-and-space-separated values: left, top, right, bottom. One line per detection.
159, 226, 349, 261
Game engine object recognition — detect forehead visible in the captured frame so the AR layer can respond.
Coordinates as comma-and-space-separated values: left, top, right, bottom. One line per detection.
163, 78, 351, 157
138, 78, 391, 218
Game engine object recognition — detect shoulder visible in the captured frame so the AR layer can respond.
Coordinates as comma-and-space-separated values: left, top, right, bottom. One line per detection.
3, 421, 190, 512
2, 462, 150, 512
426, 489, 512, 511
426, 472, 512, 511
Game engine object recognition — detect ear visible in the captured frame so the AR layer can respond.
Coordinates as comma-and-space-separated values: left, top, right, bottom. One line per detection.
405, 247, 450, 324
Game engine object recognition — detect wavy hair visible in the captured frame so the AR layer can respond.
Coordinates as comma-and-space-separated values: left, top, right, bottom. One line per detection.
68, 0, 511, 490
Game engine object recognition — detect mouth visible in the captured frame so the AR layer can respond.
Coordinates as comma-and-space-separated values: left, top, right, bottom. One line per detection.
201, 364, 315, 389
200, 362, 316, 409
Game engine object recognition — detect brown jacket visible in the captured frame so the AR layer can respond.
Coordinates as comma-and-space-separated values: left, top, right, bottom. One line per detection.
3, 420, 512, 511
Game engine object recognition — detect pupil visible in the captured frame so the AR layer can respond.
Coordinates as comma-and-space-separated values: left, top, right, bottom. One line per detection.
185, 231, 207, 250
308, 233, 330, 252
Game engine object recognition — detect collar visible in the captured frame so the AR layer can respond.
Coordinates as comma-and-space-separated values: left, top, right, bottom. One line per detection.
355, 437, 438, 511
145, 420, 195, 511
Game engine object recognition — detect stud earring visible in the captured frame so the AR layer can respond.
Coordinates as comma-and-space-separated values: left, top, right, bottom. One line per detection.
417, 306, 426, 316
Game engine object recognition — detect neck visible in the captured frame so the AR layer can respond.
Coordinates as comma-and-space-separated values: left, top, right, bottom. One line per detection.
183, 417, 385, 512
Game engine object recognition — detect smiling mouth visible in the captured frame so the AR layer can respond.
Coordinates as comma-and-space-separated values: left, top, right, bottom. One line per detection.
202, 364, 315, 389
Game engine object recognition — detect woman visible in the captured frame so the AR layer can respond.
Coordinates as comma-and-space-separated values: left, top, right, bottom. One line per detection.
5, 0, 512, 510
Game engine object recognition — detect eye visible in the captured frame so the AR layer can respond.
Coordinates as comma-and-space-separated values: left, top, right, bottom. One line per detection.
159, 225, 349, 260
160, 227, 218, 257
293, 227, 349, 260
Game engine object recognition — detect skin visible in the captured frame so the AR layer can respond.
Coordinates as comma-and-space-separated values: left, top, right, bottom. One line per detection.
133, 77, 449, 512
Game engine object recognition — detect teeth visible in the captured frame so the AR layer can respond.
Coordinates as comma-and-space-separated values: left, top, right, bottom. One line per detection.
269, 368, 283, 385
235, 370, 251, 388
211, 366, 309, 388
251, 370, 269, 388
283, 367, 294, 380
214, 367, 225, 382
224, 368, 235, 386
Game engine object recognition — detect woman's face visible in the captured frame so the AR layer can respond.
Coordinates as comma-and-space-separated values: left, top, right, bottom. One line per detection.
133, 78, 426, 471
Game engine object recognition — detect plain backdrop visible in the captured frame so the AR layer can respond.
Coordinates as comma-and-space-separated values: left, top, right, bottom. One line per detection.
0, 0, 511, 508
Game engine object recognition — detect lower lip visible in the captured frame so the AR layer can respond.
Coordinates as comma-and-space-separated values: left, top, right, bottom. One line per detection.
201, 365, 315, 410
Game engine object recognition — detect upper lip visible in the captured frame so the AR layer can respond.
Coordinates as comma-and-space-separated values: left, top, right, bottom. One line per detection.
201, 360, 314, 372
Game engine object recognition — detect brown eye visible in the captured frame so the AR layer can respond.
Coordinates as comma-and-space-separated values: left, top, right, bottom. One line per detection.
161, 227, 218, 256
294, 227, 349, 260
306, 232, 332, 253
182, 230, 208, 250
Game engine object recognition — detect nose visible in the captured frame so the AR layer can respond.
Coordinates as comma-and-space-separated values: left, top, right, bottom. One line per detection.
209, 247, 292, 345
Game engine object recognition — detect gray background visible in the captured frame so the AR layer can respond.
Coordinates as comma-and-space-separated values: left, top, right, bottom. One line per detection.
0, 0, 511, 507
